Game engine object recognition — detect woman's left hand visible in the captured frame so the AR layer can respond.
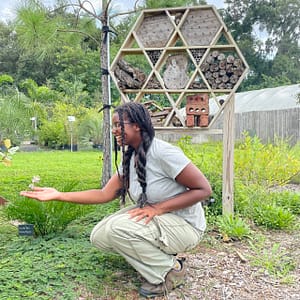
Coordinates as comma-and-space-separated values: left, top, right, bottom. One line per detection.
128, 205, 163, 224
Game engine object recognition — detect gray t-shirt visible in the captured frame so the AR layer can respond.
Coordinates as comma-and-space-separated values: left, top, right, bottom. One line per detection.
121, 137, 206, 231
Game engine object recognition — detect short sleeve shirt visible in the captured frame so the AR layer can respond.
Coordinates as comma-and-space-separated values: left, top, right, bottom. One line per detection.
123, 138, 206, 231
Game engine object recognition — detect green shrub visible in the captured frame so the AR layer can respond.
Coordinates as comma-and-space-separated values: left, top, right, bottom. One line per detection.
234, 185, 298, 230
1, 151, 103, 236
38, 120, 68, 149
252, 201, 295, 229
216, 214, 251, 241
177, 137, 224, 219
235, 133, 300, 187
177, 135, 299, 233
78, 109, 103, 147
203, 171, 223, 218
232, 180, 253, 214
6, 199, 94, 236
272, 191, 300, 215
5, 181, 95, 236
177, 136, 223, 175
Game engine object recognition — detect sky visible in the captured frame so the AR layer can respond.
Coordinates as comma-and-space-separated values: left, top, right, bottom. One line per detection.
0, 0, 225, 23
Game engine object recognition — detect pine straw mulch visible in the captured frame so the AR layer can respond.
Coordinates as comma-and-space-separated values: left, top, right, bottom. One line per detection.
170, 229, 300, 300
154, 184, 300, 300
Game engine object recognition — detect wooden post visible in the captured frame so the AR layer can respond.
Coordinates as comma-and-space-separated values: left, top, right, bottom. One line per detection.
100, 1, 113, 187
222, 94, 235, 215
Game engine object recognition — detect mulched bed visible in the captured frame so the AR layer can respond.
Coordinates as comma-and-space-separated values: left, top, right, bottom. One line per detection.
93, 228, 300, 300
157, 184, 300, 300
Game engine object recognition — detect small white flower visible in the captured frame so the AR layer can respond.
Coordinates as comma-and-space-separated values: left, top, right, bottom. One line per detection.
32, 176, 40, 183
29, 175, 40, 189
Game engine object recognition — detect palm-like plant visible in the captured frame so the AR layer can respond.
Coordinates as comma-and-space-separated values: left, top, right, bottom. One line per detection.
0, 91, 33, 145
79, 110, 103, 148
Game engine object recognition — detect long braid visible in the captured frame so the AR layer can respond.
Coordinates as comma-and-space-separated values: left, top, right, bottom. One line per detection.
114, 102, 155, 207
135, 130, 153, 207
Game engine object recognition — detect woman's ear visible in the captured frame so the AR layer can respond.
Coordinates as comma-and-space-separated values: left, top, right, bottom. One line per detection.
133, 123, 141, 132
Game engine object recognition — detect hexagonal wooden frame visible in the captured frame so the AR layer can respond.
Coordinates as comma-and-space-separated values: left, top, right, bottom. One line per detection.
110, 5, 249, 130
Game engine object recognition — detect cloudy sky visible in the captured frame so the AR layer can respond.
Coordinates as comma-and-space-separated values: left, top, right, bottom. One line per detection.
0, 0, 225, 23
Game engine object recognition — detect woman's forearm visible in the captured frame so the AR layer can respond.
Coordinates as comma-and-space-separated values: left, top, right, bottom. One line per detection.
56, 189, 114, 204
20, 174, 122, 204
153, 188, 211, 214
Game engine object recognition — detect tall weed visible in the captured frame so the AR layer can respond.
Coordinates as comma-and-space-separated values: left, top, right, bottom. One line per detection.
235, 133, 300, 187
178, 135, 300, 231
272, 191, 300, 215
249, 241, 296, 280
216, 214, 251, 241
252, 202, 295, 229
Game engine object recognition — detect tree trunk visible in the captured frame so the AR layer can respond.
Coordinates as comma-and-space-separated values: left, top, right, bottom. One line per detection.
100, 0, 112, 187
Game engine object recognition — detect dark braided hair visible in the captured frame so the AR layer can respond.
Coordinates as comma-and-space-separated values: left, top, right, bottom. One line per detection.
114, 102, 155, 207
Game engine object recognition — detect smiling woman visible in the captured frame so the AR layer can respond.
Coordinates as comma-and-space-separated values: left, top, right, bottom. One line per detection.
20, 102, 212, 298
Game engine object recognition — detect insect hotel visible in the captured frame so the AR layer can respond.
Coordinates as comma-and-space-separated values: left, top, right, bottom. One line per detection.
110, 5, 249, 214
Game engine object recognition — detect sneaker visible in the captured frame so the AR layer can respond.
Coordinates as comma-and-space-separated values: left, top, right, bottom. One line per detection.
139, 258, 186, 298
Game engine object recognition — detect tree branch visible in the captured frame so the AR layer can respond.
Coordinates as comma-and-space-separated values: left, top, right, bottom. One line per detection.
56, 28, 100, 45
110, 0, 142, 20
50, 0, 142, 25
77, 0, 102, 22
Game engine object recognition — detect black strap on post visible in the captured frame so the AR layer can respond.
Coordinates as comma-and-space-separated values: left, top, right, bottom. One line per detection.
101, 68, 110, 75
102, 25, 117, 44
98, 104, 115, 113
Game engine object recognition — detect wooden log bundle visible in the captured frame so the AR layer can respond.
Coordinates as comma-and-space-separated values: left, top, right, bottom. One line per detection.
114, 59, 146, 89
143, 101, 181, 126
114, 50, 245, 91
200, 50, 245, 90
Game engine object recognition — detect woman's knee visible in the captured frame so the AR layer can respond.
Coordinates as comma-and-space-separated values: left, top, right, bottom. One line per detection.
90, 216, 116, 249
90, 213, 134, 248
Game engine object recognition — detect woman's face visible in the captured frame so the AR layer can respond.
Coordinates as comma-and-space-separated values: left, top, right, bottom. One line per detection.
111, 112, 141, 149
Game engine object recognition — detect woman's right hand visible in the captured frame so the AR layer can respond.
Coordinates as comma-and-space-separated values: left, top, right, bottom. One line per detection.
20, 187, 61, 202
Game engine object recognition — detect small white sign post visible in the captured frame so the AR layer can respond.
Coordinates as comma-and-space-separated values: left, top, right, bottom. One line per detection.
67, 116, 76, 152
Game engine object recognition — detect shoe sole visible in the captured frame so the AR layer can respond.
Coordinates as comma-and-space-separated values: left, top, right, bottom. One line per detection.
139, 282, 184, 298
139, 288, 166, 298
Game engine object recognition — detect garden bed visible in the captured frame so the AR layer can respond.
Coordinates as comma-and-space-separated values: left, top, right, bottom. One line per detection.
74, 225, 300, 300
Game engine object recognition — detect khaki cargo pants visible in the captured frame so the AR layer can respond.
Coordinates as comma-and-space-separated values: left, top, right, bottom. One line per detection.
90, 205, 203, 284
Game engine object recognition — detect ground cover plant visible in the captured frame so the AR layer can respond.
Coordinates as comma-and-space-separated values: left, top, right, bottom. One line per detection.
2, 151, 105, 236
1, 137, 300, 299
0, 150, 137, 299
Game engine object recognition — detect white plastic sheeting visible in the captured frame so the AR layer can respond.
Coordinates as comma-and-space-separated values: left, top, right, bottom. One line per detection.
210, 83, 300, 114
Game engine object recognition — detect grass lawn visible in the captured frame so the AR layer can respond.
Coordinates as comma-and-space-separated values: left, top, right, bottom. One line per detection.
0, 150, 139, 300
0, 150, 104, 199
